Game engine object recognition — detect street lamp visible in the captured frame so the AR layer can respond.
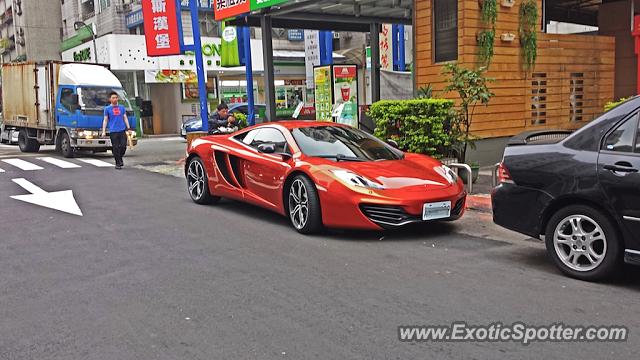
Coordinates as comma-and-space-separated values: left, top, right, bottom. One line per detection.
74, 21, 98, 64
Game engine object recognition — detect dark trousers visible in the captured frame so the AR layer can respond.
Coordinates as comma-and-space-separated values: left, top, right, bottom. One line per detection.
110, 131, 127, 166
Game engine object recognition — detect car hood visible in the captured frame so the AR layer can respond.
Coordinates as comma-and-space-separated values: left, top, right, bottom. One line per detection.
323, 154, 454, 190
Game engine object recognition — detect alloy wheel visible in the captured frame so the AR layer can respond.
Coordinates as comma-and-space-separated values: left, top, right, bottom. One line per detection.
553, 214, 607, 272
289, 179, 309, 230
188, 160, 205, 201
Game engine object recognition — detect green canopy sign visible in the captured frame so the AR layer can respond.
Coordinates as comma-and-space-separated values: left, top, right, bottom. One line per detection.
251, 0, 289, 10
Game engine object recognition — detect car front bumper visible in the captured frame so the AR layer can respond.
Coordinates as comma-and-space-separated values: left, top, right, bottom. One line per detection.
318, 181, 467, 230
74, 137, 138, 149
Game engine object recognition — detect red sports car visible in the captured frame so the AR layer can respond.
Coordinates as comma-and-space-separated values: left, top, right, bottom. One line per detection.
185, 121, 467, 234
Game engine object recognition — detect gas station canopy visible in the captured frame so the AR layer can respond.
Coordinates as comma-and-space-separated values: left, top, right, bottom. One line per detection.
231, 0, 413, 32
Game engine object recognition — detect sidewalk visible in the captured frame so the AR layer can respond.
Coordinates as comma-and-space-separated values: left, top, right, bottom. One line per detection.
465, 170, 493, 214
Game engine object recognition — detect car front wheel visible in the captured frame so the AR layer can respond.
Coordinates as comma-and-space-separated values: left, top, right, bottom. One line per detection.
187, 157, 220, 205
545, 205, 622, 281
287, 175, 322, 234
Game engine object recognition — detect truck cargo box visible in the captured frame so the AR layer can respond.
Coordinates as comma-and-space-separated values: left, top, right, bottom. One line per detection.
1, 61, 60, 131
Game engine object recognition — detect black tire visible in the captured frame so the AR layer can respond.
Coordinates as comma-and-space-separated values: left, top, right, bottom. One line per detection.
286, 175, 323, 234
59, 132, 74, 158
18, 130, 40, 153
545, 205, 622, 281
186, 157, 220, 205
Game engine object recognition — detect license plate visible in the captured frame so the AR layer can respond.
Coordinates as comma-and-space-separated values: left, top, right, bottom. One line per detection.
423, 201, 452, 221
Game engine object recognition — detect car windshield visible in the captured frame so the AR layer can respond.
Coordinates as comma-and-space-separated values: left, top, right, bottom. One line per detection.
78, 87, 132, 111
291, 126, 403, 161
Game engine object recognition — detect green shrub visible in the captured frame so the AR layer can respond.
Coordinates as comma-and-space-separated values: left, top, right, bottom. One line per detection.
369, 99, 457, 158
604, 98, 628, 112
233, 112, 248, 129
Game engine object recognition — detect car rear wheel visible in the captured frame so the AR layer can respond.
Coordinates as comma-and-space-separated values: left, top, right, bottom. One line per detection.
187, 157, 220, 205
545, 205, 622, 281
287, 175, 322, 234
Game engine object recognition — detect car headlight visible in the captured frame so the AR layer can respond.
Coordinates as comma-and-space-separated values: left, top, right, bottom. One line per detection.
436, 165, 458, 184
332, 170, 385, 190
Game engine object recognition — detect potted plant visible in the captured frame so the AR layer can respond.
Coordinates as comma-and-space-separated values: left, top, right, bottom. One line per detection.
442, 63, 494, 183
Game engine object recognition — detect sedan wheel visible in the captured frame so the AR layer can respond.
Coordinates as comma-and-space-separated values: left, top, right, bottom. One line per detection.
553, 215, 606, 272
545, 205, 621, 281
287, 175, 322, 234
187, 157, 219, 205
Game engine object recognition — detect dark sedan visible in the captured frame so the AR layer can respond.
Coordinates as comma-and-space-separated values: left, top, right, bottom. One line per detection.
492, 97, 640, 281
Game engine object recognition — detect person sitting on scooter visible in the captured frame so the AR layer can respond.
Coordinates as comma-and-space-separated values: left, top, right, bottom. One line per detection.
210, 103, 238, 134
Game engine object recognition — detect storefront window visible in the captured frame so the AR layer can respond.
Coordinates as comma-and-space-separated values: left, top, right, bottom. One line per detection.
434, 0, 458, 63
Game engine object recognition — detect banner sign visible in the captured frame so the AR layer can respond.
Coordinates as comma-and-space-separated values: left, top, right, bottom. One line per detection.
332, 65, 359, 127
380, 24, 393, 71
214, 0, 290, 20
180, 0, 213, 9
142, 0, 181, 56
220, 22, 241, 67
214, 0, 250, 21
314, 66, 333, 121
144, 70, 198, 83
287, 29, 304, 41
126, 9, 144, 29
251, 0, 289, 10
305, 30, 320, 88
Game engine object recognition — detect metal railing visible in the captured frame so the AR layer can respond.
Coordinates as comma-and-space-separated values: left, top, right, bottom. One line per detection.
491, 163, 501, 187
449, 163, 473, 194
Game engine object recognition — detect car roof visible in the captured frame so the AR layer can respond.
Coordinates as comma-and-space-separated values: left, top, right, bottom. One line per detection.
253, 121, 349, 130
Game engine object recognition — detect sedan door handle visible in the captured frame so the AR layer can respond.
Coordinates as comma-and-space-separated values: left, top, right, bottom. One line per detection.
604, 164, 639, 173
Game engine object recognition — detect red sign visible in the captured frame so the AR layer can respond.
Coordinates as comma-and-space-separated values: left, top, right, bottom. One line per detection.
142, 0, 181, 56
333, 65, 357, 79
214, 0, 250, 21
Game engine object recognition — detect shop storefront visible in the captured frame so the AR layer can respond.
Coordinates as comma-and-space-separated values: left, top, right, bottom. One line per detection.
62, 34, 312, 134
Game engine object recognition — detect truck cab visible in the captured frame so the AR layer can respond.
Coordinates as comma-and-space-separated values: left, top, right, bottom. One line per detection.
54, 64, 137, 157
0, 61, 137, 157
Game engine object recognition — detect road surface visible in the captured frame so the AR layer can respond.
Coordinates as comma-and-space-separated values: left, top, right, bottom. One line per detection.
0, 144, 638, 359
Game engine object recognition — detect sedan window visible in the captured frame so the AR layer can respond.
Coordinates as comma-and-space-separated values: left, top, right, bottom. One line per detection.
603, 116, 638, 153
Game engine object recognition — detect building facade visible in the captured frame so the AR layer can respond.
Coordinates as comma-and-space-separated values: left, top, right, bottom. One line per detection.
415, 0, 617, 139
0, 0, 62, 62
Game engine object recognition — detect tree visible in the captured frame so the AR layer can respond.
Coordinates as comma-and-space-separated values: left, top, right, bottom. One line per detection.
442, 63, 494, 162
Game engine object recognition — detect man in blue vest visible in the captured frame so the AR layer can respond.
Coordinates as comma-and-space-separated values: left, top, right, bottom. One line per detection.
101, 92, 131, 170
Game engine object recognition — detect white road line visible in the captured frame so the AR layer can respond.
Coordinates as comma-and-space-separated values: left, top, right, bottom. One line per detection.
77, 158, 113, 168
37, 157, 82, 169
1, 158, 44, 171
0, 168, 4, 173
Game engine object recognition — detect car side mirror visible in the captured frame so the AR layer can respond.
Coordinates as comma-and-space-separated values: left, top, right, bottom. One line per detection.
387, 139, 399, 149
257, 143, 276, 154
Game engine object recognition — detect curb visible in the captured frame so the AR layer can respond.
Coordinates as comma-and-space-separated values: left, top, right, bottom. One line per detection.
466, 194, 492, 213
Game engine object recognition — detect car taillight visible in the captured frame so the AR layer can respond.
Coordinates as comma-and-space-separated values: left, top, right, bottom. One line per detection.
497, 161, 515, 184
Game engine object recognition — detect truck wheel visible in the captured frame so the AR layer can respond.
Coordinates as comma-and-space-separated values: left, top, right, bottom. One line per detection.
59, 132, 74, 158
18, 130, 40, 153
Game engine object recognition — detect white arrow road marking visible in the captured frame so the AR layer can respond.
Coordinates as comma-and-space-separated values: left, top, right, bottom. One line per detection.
37, 157, 81, 169
10, 178, 83, 216
2, 159, 44, 171
77, 158, 113, 168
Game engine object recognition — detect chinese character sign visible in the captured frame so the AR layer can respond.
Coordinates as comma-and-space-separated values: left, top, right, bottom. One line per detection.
214, 0, 251, 21
142, 0, 181, 56
379, 24, 393, 71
